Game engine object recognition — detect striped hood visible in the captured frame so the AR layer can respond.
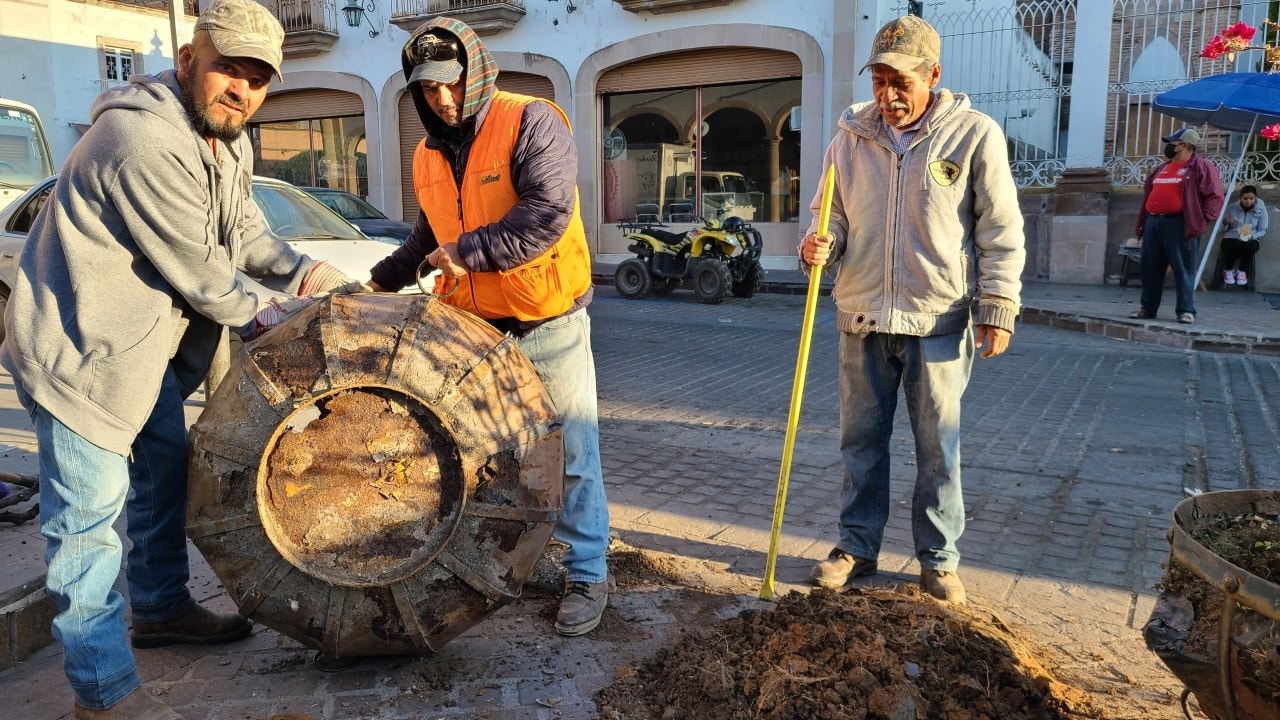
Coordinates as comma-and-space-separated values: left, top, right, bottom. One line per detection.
401, 17, 498, 134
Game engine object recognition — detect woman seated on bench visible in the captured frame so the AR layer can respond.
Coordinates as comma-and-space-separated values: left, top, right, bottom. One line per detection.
1221, 185, 1268, 286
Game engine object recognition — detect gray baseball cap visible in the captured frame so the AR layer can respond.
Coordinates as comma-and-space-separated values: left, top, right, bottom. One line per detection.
861, 15, 941, 74
1163, 127, 1202, 147
194, 0, 286, 79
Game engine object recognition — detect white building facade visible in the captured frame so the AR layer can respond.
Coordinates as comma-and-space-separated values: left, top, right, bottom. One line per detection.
3, 0, 1272, 280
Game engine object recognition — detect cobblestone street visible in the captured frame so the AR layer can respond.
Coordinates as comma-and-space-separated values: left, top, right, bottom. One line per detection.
1, 284, 1277, 718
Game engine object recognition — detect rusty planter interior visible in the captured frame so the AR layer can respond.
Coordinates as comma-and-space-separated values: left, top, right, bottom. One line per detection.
1144, 489, 1280, 720
187, 294, 563, 658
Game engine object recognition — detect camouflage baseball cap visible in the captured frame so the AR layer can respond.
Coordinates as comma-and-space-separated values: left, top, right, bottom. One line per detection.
860, 15, 941, 74
194, 0, 285, 79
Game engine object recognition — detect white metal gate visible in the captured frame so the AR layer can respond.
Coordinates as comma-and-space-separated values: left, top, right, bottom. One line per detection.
1106, 0, 1272, 187
932, 0, 1074, 189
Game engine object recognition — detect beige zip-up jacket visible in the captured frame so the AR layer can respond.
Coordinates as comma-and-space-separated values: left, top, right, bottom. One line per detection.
806, 89, 1025, 336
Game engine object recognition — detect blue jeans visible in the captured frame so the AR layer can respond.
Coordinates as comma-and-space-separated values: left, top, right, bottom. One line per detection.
1140, 215, 1198, 317
35, 364, 194, 710
835, 329, 973, 571
516, 308, 610, 583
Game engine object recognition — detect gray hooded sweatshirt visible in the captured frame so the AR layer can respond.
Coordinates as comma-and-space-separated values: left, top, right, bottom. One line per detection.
0, 69, 316, 455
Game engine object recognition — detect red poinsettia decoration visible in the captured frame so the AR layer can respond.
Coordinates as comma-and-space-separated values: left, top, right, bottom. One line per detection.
1201, 23, 1258, 61
1225, 21, 1258, 42
1200, 35, 1230, 60
1200, 20, 1280, 139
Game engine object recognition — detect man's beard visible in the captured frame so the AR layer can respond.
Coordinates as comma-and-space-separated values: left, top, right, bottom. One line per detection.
180, 72, 248, 143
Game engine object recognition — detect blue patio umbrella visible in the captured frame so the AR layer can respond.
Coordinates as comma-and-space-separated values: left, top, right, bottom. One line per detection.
1153, 73, 1280, 287
1153, 72, 1280, 134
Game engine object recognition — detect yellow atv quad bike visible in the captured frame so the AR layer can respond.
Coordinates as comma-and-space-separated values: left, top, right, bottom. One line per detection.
613, 215, 764, 304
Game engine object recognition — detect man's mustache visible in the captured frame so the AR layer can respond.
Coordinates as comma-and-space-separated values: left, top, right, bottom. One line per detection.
214, 94, 248, 114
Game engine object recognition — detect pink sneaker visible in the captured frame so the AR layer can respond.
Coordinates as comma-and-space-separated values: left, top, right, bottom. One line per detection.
1238, 270, 1248, 285
1225, 269, 1237, 285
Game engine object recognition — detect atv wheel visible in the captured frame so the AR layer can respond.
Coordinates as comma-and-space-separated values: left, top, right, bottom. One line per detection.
652, 277, 681, 295
731, 261, 764, 298
691, 259, 732, 304
614, 258, 653, 299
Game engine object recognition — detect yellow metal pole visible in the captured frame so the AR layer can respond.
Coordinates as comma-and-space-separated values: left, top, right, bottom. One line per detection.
760, 165, 837, 601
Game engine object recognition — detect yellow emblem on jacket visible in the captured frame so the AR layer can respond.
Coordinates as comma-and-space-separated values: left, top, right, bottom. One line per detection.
929, 159, 962, 186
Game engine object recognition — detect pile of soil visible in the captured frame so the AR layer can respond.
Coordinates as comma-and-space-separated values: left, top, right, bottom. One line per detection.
596, 585, 1101, 720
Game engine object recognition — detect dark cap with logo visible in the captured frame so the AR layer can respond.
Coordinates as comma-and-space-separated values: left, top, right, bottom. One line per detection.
860, 15, 941, 74
406, 31, 464, 85
194, 0, 285, 79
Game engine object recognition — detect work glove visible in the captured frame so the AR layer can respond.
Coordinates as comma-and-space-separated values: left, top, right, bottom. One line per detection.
299, 261, 369, 295
239, 296, 320, 340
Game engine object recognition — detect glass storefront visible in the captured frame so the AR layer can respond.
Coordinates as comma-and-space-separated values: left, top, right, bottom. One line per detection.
251, 115, 368, 197
601, 78, 801, 226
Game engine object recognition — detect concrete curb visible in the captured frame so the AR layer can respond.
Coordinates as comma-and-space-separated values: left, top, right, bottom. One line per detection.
1018, 306, 1280, 355
0, 575, 56, 671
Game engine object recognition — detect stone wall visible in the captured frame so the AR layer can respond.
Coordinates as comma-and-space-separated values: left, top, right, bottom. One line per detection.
1016, 178, 1280, 293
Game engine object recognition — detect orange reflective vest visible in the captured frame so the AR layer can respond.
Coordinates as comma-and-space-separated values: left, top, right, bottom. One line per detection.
413, 91, 592, 322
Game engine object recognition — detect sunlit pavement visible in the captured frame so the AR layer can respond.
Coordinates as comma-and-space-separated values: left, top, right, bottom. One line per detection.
3, 280, 1278, 718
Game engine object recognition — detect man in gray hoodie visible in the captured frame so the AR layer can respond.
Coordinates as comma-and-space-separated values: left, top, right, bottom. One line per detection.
799, 15, 1025, 605
0, 1, 355, 717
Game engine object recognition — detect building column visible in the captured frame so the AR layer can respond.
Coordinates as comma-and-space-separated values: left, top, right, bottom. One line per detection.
766, 136, 781, 222
1064, 2, 1111, 169
1043, 1, 1113, 284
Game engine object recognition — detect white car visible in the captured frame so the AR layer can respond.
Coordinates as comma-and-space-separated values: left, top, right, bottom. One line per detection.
0, 175, 416, 343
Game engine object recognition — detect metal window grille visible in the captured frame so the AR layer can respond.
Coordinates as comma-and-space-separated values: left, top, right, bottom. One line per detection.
933, 0, 1074, 189
104, 46, 133, 82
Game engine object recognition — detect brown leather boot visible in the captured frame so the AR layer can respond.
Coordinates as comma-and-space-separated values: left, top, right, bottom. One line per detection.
810, 548, 879, 589
920, 569, 967, 604
75, 687, 182, 719
131, 602, 252, 649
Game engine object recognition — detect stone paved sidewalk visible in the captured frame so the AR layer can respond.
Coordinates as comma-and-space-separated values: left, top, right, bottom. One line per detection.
3, 283, 1279, 719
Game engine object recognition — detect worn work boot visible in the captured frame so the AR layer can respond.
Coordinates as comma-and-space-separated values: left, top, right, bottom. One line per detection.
920, 569, 967, 604
555, 575, 614, 637
131, 602, 252, 649
809, 548, 878, 589
75, 687, 182, 719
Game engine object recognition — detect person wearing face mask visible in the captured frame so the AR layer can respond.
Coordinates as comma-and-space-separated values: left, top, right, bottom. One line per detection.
1218, 184, 1268, 289
798, 16, 1024, 605
1130, 127, 1224, 323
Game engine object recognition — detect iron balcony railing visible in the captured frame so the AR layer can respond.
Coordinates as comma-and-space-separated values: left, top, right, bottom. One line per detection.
107, 0, 200, 14
271, 0, 338, 34
391, 0, 524, 21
